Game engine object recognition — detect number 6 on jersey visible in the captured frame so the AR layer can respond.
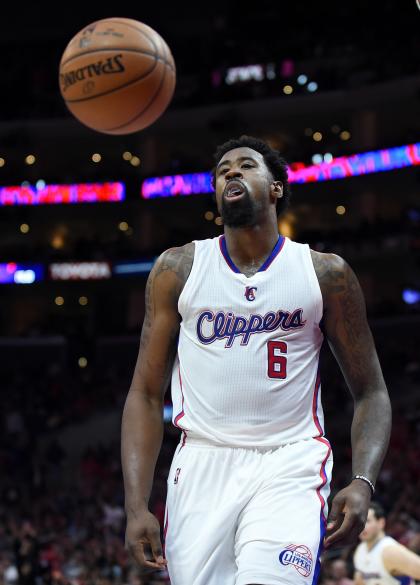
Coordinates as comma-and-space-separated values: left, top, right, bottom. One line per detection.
267, 340, 288, 379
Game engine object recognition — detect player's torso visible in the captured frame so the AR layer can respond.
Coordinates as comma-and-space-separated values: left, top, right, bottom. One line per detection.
354, 538, 414, 585
171, 235, 325, 447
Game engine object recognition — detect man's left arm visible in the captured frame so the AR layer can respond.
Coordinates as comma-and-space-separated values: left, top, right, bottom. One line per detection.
312, 251, 392, 548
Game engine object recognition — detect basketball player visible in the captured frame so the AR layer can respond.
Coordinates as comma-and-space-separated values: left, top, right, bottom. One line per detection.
122, 136, 392, 585
353, 502, 420, 584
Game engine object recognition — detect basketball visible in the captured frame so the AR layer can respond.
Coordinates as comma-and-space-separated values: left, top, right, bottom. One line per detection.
58, 17, 176, 135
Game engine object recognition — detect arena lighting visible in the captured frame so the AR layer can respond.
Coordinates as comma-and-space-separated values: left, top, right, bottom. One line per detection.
0, 182, 125, 206
288, 142, 420, 183
113, 260, 157, 276
312, 154, 323, 165
163, 404, 173, 422
141, 142, 420, 197
224, 64, 265, 85
402, 288, 420, 304
142, 172, 213, 199
49, 262, 111, 281
0, 263, 44, 284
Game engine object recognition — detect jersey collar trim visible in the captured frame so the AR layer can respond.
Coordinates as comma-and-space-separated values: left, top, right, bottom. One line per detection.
219, 234, 285, 274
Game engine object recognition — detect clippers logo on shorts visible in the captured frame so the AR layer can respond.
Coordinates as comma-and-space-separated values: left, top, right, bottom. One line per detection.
174, 468, 181, 484
196, 308, 306, 348
279, 544, 313, 577
244, 286, 257, 301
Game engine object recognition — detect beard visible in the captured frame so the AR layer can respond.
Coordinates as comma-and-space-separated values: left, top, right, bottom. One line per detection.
221, 188, 261, 227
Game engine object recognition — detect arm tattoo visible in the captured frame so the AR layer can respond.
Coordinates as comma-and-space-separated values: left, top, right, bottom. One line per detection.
154, 243, 195, 300
311, 250, 391, 483
139, 242, 194, 358
311, 250, 372, 392
311, 250, 345, 295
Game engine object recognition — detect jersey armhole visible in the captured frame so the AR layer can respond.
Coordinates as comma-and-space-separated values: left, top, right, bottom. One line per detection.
177, 241, 198, 314
305, 244, 324, 327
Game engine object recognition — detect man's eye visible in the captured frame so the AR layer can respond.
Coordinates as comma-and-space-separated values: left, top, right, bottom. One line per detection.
242, 163, 253, 168
219, 168, 228, 175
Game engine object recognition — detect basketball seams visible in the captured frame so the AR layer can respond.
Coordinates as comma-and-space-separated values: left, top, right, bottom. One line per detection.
158, 36, 176, 73
104, 18, 176, 72
60, 19, 175, 71
61, 18, 160, 67
59, 17, 175, 134
94, 18, 160, 48
63, 59, 160, 103
60, 48, 173, 71
105, 60, 169, 133
97, 18, 175, 70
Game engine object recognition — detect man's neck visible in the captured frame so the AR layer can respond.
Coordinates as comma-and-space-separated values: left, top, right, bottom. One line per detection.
223, 220, 280, 268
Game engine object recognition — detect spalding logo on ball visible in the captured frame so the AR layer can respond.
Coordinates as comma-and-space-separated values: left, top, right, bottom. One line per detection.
58, 17, 176, 134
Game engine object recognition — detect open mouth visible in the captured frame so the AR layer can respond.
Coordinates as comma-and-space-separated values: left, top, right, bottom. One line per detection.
224, 181, 246, 200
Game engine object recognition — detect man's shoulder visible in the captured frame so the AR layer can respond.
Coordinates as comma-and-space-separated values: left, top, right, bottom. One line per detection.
308, 249, 349, 302
152, 242, 195, 292
160, 241, 195, 264
158, 236, 220, 271
309, 248, 347, 275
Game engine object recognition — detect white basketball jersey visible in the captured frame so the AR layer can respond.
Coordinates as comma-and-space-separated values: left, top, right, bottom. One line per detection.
170, 235, 325, 447
354, 537, 414, 585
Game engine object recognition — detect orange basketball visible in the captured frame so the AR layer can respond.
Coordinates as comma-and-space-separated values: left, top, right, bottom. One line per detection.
58, 17, 176, 135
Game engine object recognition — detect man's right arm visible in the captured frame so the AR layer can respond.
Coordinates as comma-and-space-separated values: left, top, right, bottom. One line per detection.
121, 243, 194, 569
383, 543, 420, 578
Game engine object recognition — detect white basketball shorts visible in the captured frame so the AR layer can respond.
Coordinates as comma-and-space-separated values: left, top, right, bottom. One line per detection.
164, 435, 333, 585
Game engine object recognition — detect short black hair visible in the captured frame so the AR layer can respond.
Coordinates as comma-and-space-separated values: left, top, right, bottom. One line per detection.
370, 501, 386, 520
212, 135, 291, 216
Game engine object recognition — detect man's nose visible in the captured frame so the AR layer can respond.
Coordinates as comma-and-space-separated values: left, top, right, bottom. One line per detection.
225, 167, 243, 180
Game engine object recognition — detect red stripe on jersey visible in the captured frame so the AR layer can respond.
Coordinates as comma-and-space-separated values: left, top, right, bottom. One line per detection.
314, 436, 332, 525
174, 365, 186, 428
312, 368, 324, 436
163, 511, 169, 557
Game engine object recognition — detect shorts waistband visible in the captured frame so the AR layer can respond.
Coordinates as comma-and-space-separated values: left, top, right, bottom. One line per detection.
181, 433, 321, 451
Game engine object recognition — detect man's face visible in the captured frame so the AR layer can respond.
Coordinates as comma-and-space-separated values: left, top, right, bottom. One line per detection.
214, 147, 280, 227
359, 508, 385, 542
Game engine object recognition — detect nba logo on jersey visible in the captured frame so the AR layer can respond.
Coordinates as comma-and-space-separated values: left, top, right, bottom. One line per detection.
244, 286, 257, 301
174, 468, 181, 484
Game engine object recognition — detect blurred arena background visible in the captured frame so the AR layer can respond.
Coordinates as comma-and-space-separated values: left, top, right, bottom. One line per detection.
0, 2, 419, 584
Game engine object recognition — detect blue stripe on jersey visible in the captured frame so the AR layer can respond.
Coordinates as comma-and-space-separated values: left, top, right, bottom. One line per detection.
258, 235, 285, 271
220, 235, 240, 272
396, 577, 411, 585
311, 514, 326, 585
220, 234, 285, 273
